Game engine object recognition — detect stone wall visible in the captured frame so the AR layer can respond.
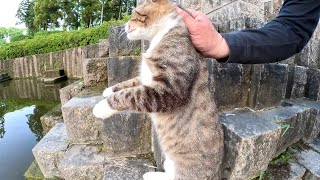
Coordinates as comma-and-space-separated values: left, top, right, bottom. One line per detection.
0, 44, 100, 79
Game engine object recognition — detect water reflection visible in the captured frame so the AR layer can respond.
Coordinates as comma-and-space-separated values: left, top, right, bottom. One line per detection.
0, 79, 71, 180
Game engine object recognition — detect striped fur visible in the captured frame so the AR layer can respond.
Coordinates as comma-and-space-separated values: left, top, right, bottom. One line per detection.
93, 0, 224, 179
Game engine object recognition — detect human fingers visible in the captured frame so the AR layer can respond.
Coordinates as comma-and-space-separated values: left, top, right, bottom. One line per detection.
175, 6, 197, 28
185, 8, 201, 18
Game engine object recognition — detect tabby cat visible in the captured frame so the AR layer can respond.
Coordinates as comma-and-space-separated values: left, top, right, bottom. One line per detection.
93, 0, 224, 179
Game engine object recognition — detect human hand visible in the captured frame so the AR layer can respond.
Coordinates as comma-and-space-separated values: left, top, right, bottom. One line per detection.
176, 7, 230, 59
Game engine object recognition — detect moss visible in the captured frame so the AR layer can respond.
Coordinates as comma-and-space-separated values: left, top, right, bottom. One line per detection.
24, 161, 44, 180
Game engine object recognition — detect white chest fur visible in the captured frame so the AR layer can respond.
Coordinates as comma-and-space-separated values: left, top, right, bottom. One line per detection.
140, 58, 153, 86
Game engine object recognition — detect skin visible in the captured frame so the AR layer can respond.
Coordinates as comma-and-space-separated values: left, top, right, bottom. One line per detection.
175, 7, 230, 60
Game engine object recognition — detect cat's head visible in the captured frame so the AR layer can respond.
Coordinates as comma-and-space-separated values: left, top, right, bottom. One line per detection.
125, 0, 175, 40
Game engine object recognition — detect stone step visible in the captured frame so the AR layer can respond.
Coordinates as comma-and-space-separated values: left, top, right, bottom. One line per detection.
293, 141, 320, 179
32, 123, 69, 178
59, 80, 84, 105
58, 145, 155, 180
39, 75, 68, 84
40, 104, 63, 134
43, 69, 65, 78
220, 98, 320, 180
61, 94, 151, 155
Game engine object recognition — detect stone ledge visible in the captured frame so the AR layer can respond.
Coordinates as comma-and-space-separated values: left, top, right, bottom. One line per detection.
32, 123, 69, 178
59, 80, 85, 105
40, 104, 63, 134
61, 96, 104, 144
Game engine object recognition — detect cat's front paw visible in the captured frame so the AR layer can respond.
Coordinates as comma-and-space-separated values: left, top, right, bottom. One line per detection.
92, 99, 117, 119
102, 87, 114, 97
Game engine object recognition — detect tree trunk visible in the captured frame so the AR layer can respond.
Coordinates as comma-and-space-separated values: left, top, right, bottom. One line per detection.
118, 0, 122, 20
100, 1, 104, 25
126, 0, 129, 16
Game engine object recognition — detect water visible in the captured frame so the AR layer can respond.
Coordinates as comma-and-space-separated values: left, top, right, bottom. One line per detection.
0, 79, 71, 180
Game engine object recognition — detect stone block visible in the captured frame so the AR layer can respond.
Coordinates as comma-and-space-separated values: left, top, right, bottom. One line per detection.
293, 148, 320, 179
211, 62, 252, 111
258, 105, 309, 156
24, 161, 45, 180
101, 113, 151, 156
43, 69, 65, 78
86, 44, 100, 59
308, 138, 320, 153
32, 123, 69, 178
99, 39, 109, 58
296, 39, 320, 69
306, 68, 320, 101
40, 104, 63, 134
107, 56, 140, 86
286, 66, 308, 99
103, 158, 155, 180
283, 99, 320, 143
108, 25, 141, 57
59, 80, 84, 105
58, 145, 105, 180
220, 109, 282, 180
61, 96, 104, 144
264, 162, 306, 180
83, 58, 108, 87
152, 126, 165, 171
40, 75, 67, 84
249, 64, 288, 110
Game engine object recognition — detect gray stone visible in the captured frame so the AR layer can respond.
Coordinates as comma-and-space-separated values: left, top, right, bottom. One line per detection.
58, 145, 105, 180
59, 80, 84, 105
108, 25, 141, 57
152, 126, 165, 171
283, 99, 320, 143
290, 66, 308, 99
99, 39, 109, 58
296, 39, 320, 69
40, 75, 68, 84
61, 96, 105, 144
308, 138, 320, 153
43, 69, 65, 78
211, 62, 252, 111
86, 44, 100, 59
265, 162, 306, 180
220, 109, 282, 180
306, 68, 320, 101
104, 158, 155, 180
107, 56, 140, 87
101, 113, 151, 156
32, 123, 69, 178
249, 64, 288, 110
258, 105, 309, 156
294, 148, 320, 179
83, 58, 108, 87
40, 104, 63, 134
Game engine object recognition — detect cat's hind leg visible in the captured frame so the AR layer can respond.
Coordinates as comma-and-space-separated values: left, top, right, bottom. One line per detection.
103, 77, 140, 97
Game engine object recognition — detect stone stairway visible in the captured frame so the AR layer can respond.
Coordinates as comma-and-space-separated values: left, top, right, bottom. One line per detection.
30, 24, 320, 180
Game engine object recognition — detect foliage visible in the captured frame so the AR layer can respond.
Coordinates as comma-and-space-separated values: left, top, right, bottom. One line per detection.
0, 20, 124, 60
270, 149, 295, 165
16, 0, 136, 31
16, 0, 37, 34
0, 27, 30, 44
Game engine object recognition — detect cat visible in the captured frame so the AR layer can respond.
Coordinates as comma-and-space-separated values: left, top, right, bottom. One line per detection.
92, 0, 224, 179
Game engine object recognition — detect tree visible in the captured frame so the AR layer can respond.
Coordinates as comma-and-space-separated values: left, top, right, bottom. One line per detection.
16, 0, 37, 34
0, 27, 29, 44
79, 0, 101, 28
59, 0, 81, 30
34, 0, 62, 30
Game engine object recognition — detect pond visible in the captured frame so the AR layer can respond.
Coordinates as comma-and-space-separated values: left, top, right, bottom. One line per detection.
0, 79, 71, 180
